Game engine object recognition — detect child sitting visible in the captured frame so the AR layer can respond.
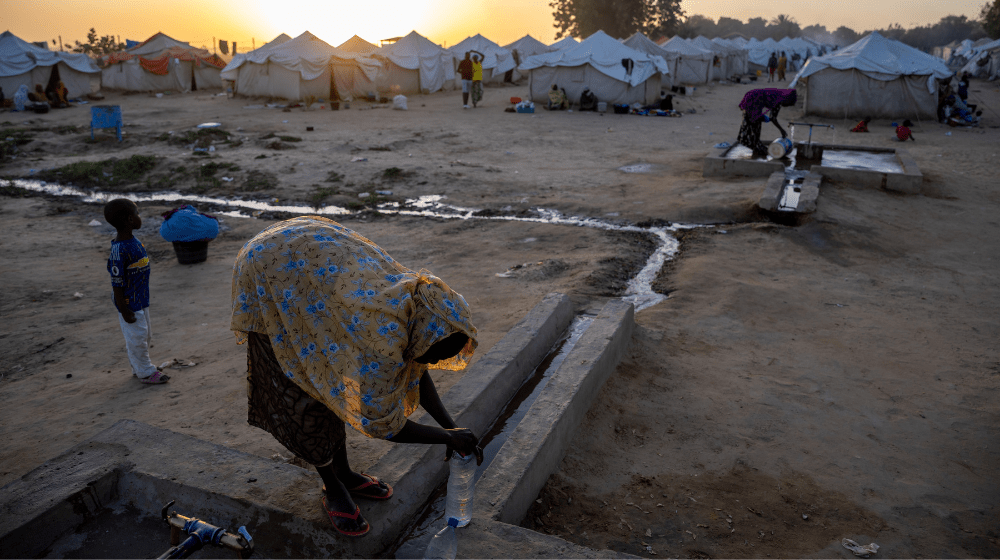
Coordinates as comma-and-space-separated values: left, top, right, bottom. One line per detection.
104, 198, 169, 384
895, 119, 915, 142
851, 116, 871, 132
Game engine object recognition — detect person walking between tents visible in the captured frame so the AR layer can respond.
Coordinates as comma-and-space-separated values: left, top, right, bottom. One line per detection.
736, 88, 797, 159
777, 52, 788, 81
457, 51, 480, 109
471, 53, 484, 108
767, 52, 778, 83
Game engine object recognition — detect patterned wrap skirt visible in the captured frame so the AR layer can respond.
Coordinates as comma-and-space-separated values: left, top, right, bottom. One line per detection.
246, 331, 346, 466
737, 112, 767, 156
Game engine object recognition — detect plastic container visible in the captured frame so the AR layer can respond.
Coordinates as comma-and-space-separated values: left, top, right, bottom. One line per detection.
613, 104, 629, 114
445, 452, 476, 527
172, 240, 209, 264
768, 137, 793, 159
597, 101, 607, 113
423, 518, 459, 559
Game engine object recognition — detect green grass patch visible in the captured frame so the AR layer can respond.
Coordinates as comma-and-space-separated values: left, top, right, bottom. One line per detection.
242, 170, 278, 192
310, 186, 339, 208
37, 155, 157, 188
1, 128, 34, 160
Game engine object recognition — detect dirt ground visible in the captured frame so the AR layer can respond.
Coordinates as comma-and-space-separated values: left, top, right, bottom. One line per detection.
1, 77, 999, 558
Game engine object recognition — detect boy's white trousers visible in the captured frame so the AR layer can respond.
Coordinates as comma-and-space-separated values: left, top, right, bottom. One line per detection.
118, 307, 158, 378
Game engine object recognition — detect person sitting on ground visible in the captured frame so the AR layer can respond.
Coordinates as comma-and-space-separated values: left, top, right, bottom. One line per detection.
851, 116, 871, 132
579, 87, 597, 111
28, 84, 45, 102
0, 86, 5, 110
104, 198, 169, 385
895, 119, 915, 141
659, 91, 674, 111
231, 216, 484, 538
12, 85, 28, 112
547, 84, 568, 110
945, 95, 982, 126
45, 81, 69, 108
736, 88, 797, 159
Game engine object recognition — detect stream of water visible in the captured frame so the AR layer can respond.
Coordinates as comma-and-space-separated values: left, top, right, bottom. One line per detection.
7, 179, 695, 312
390, 315, 595, 558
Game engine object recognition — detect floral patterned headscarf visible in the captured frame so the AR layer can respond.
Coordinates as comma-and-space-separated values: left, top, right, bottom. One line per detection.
231, 216, 477, 439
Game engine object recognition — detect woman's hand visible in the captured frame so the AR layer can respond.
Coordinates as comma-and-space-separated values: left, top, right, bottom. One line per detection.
445, 428, 484, 465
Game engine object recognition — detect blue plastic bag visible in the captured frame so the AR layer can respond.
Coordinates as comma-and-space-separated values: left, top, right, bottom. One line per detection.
159, 205, 219, 242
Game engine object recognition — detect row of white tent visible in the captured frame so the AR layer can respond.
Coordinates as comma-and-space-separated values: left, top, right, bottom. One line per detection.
2, 27, 965, 119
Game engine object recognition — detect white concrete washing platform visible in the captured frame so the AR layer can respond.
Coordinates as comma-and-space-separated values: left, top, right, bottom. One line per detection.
704, 140, 923, 195
0, 294, 639, 558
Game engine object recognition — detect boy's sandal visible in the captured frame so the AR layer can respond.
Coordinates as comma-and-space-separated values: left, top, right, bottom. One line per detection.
347, 473, 393, 500
321, 496, 370, 537
140, 371, 170, 384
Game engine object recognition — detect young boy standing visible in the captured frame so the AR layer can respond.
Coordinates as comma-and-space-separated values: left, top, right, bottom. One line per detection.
104, 198, 169, 384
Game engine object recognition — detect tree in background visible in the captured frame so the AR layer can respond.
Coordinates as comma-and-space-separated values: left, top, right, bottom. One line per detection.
982, 0, 1000, 38
833, 26, 861, 46
716, 17, 746, 38
550, 0, 683, 40
72, 28, 125, 58
768, 14, 801, 39
744, 17, 769, 39
679, 14, 716, 37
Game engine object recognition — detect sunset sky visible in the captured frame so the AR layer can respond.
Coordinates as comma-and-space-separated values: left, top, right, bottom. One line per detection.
6, 0, 988, 53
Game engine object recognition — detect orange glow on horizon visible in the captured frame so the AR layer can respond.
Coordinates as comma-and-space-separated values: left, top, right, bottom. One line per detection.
7, 0, 987, 54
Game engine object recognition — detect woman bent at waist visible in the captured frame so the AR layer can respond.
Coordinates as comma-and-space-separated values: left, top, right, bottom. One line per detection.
231, 216, 482, 537
736, 88, 797, 159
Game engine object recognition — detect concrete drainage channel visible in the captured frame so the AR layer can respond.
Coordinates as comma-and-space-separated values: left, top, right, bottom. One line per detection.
0, 293, 637, 558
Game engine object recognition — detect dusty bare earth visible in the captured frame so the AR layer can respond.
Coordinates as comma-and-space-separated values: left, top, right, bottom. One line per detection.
1, 78, 999, 558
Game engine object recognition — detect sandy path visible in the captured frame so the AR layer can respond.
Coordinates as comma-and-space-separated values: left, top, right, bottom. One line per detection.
2, 77, 999, 557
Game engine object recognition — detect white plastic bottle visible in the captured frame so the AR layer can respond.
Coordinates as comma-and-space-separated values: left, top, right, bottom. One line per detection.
444, 451, 476, 527
423, 517, 459, 559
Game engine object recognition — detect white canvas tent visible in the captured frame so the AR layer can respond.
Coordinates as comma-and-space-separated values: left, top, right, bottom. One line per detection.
0, 31, 100, 98
337, 35, 379, 55
102, 32, 225, 92
790, 32, 953, 119
372, 31, 454, 94
746, 38, 781, 72
520, 30, 667, 106
549, 36, 579, 51
220, 33, 290, 82
712, 37, 749, 75
219, 31, 379, 101
659, 36, 713, 84
503, 35, 552, 81
449, 34, 515, 84
959, 38, 1000, 78
622, 32, 673, 88
690, 35, 736, 80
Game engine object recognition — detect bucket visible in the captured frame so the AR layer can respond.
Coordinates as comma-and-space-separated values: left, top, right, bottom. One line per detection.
597, 101, 607, 113
768, 137, 793, 159
172, 240, 209, 264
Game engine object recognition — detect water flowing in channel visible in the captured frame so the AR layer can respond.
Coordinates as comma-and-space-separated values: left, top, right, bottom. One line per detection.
7, 180, 695, 311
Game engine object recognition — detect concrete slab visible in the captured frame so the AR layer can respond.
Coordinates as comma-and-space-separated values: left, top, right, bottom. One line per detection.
887, 147, 923, 194
0, 292, 577, 559
796, 173, 822, 213
476, 299, 635, 526
703, 142, 785, 178
758, 171, 786, 211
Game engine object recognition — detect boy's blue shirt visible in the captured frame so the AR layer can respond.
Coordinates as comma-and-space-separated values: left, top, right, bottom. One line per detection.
108, 237, 150, 312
